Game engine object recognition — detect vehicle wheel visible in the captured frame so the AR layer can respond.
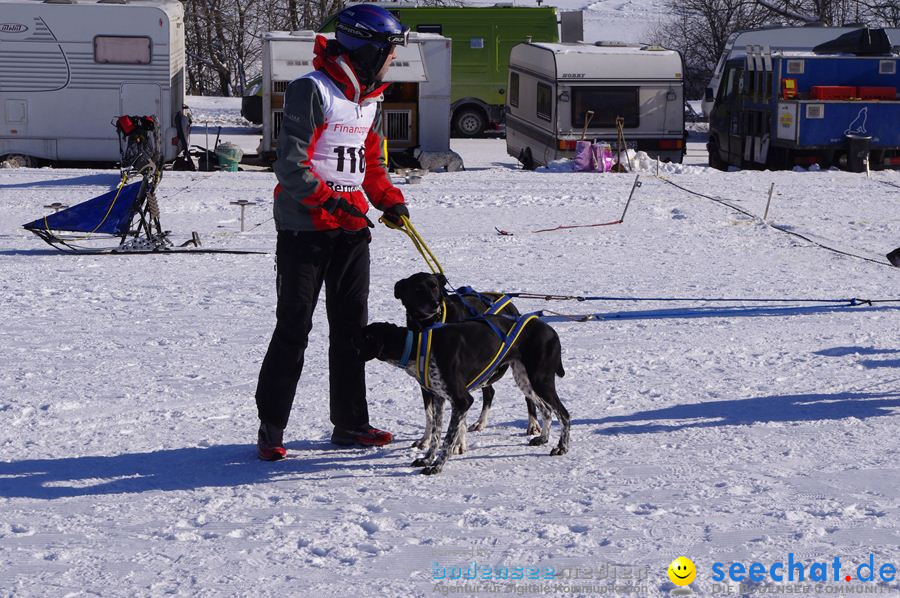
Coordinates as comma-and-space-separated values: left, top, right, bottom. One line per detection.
0, 154, 36, 168
519, 148, 537, 171
707, 138, 726, 171
453, 108, 487, 138
241, 96, 263, 125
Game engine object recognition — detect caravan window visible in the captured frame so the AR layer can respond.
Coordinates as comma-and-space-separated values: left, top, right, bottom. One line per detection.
536, 82, 552, 121
416, 25, 443, 35
571, 87, 639, 128
94, 36, 152, 65
509, 72, 520, 108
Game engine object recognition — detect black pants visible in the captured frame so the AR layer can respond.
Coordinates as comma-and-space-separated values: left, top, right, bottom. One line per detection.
255, 229, 370, 432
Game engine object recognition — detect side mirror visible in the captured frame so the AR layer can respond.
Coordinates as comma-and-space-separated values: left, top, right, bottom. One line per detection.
704, 87, 714, 102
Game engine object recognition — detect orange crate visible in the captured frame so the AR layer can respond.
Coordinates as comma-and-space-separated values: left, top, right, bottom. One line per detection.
857, 86, 896, 100
810, 86, 857, 100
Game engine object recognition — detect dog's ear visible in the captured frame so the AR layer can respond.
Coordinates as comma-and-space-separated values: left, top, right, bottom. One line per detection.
394, 279, 406, 299
436, 273, 447, 288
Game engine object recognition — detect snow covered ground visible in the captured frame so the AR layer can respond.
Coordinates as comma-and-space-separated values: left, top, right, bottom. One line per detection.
2, 92, 900, 597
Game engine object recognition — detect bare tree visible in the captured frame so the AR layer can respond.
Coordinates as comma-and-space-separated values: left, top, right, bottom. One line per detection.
653, 0, 897, 99
183, 0, 343, 96
858, 0, 900, 26
650, 0, 769, 98
757, 0, 900, 25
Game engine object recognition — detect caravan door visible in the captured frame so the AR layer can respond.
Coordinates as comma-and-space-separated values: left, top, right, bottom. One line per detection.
120, 83, 162, 121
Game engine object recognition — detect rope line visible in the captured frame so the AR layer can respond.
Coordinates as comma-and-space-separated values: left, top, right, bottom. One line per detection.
501, 293, 900, 304
656, 175, 894, 268
535, 301, 900, 324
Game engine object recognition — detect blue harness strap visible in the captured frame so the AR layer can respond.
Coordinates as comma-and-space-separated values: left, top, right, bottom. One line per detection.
415, 324, 443, 389
466, 313, 539, 392
398, 330, 414, 368
481, 294, 515, 339
485, 294, 514, 316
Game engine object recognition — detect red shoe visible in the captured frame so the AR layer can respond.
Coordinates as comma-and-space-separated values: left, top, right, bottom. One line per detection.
257, 422, 286, 461
258, 443, 286, 461
331, 426, 393, 447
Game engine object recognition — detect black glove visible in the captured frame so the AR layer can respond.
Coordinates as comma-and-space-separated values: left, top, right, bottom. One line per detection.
322, 195, 349, 215
322, 196, 374, 228
382, 203, 410, 226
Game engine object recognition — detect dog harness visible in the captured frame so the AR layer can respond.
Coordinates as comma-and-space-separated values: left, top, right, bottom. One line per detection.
464, 312, 539, 391
398, 297, 447, 369
399, 305, 540, 393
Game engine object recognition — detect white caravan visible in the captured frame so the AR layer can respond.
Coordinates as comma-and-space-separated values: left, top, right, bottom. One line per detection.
506, 42, 685, 169
0, 0, 185, 165
701, 25, 900, 116
261, 30, 461, 171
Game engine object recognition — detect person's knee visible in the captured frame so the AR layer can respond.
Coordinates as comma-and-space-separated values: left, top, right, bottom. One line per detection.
328, 294, 368, 329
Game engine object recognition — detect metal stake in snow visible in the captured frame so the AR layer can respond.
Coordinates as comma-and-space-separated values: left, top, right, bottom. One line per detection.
43, 203, 69, 213
763, 182, 776, 221
230, 200, 255, 232
619, 175, 642, 223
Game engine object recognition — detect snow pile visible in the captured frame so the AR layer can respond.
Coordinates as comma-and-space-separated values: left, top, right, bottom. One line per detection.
539, 150, 712, 175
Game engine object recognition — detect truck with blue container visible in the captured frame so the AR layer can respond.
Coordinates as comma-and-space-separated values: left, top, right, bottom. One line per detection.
707, 28, 900, 171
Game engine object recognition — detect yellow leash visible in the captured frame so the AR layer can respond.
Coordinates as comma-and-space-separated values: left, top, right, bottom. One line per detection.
379, 213, 444, 276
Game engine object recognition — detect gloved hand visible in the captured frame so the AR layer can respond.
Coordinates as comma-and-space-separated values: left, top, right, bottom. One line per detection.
322, 196, 374, 228
382, 203, 410, 226
322, 195, 350, 215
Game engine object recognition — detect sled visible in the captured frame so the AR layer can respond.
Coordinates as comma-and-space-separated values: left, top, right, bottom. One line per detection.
22, 115, 266, 256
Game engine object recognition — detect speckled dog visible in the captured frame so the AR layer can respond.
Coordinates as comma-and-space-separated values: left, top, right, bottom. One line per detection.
393, 272, 541, 451
356, 317, 570, 475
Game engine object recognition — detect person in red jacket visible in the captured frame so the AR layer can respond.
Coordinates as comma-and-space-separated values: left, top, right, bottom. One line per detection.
255, 5, 410, 460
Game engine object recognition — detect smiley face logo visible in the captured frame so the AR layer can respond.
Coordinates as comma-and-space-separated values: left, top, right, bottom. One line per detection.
667, 556, 696, 586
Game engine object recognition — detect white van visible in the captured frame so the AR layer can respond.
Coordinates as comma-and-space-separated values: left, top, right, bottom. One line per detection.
261, 30, 462, 171
506, 42, 685, 169
0, 0, 186, 165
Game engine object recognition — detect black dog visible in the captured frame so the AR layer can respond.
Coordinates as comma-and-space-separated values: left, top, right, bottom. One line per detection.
394, 273, 540, 451
357, 317, 570, 474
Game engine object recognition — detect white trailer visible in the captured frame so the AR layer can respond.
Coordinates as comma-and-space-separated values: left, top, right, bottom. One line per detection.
0, 0, 185, 165
261, 30, 462, 171
701, 25, 900, 116
506, 42, 685, 169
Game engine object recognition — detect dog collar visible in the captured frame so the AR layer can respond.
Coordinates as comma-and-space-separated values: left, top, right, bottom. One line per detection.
399, 330, 414, 368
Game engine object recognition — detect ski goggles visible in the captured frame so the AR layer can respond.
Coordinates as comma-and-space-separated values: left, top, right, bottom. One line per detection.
337, 21, 410, 47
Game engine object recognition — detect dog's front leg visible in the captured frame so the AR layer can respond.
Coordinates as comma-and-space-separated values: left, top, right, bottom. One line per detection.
412, 395, 443, 467
422, 392, 473, 475
412, 389, 435, 450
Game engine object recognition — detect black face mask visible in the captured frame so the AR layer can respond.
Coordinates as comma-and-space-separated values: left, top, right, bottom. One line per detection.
348, 44, 393, 87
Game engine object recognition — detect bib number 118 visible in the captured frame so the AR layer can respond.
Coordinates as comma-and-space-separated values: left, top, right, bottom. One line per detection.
333, 146, 366, 174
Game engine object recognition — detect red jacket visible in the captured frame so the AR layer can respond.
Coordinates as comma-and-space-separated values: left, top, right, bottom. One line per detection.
272, 35, 405, 232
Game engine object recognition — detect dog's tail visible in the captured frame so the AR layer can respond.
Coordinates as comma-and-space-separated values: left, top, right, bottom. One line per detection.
556, 357, 565, 378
